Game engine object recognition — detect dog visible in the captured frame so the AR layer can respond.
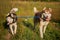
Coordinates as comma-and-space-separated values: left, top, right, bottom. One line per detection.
33, 7, 52, 38
6, 8, 18, 35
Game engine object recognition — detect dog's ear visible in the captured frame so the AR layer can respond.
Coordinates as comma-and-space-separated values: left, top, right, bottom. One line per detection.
34, 7, 38, 13
43, 7, 46, 10
49, 8, 52, 12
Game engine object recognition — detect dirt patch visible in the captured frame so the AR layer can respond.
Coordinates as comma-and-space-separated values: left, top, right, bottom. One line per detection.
5, 32, 12, 40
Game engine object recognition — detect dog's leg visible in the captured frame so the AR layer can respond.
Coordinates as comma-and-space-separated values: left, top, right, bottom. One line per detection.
33, 18, 38, 30
39, 21, 44, 39
9, 24, 14, 35
14, 23, 17, 34
43, 21, 49, 33
34, 21, 36, 30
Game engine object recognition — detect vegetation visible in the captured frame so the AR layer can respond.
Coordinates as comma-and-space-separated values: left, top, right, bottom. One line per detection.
0, 1, 60, 40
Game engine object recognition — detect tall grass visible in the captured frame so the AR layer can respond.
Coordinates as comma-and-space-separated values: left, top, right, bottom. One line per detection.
0, 1, 60, 40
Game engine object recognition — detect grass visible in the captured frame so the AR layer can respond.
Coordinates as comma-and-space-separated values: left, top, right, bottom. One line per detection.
0, 1, 60, 40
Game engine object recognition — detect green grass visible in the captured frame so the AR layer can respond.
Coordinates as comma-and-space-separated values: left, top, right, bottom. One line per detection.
0, 1, 60, 40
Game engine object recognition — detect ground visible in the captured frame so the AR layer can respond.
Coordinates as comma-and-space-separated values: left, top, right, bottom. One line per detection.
0, 1, 60, 40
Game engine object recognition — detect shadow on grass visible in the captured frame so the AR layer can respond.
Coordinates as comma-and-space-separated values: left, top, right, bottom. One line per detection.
3, 20, 13, 37
22, 21, 34, 31
3, 20, 9, 29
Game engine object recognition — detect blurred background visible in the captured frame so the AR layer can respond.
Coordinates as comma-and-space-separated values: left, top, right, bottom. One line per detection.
0, 0, 60, 40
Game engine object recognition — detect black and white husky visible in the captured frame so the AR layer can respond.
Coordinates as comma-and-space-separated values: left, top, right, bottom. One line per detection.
6, 8, 18, 35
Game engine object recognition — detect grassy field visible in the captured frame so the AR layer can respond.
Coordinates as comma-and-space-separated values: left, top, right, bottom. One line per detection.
0, 1, 60, 40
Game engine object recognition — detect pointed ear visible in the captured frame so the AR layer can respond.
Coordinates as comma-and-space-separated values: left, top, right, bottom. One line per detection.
49, 8, 52, 12
33, 7, 38, 13
43, 7, 46, 10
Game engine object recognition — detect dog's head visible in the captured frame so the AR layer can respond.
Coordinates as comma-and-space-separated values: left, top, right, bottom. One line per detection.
43, 7, 52, 14
10, 8, 18, 13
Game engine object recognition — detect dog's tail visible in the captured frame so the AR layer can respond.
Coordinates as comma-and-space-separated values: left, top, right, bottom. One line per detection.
33, 7, 38, 13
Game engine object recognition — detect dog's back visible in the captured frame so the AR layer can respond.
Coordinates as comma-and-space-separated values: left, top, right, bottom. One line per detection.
34, 11, 44, 23
33, 11, 44, 29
